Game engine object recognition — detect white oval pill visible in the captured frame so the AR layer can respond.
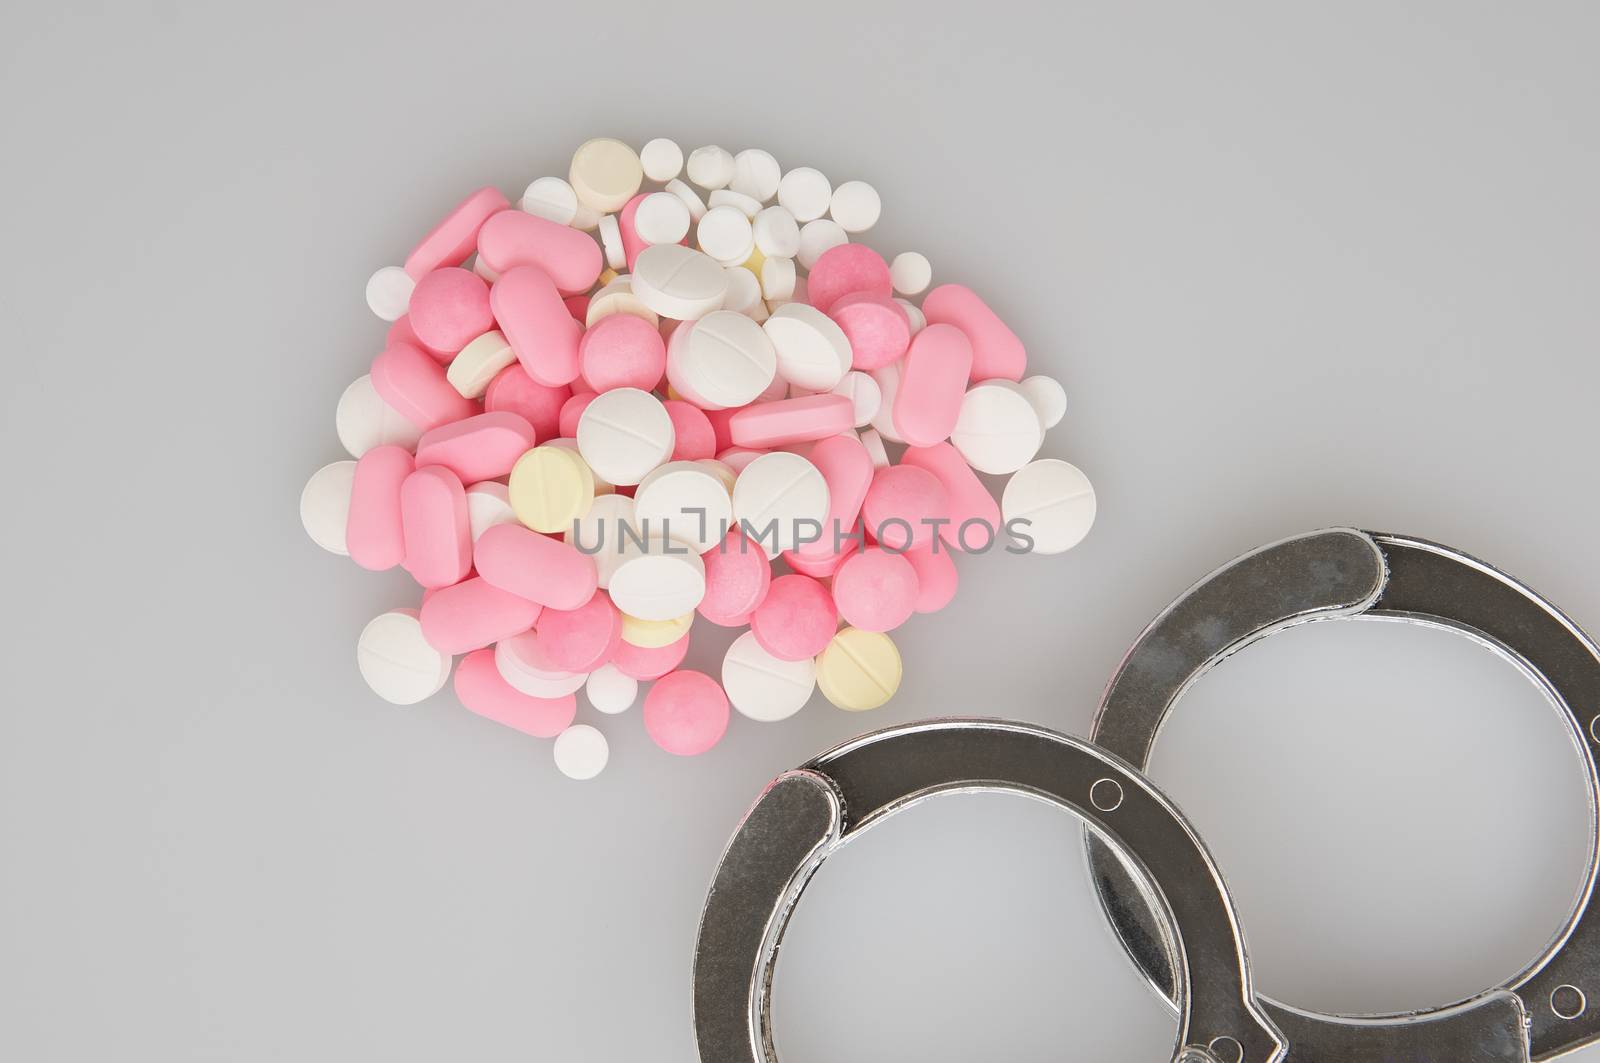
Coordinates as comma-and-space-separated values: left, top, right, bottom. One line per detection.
696, 205, 755, 265
664, 178, 708, 221
668, 310, 778, 409
731, 149, 781, 203
640, 138, 684, 182
829, 180, 881, 233
831, 370, 882, 427
632, 244, 729, 321
365, 266, 414, 322
599, 213, 626, 270
634, 460, 733, 553
760, 257, 796, 303
608, 531, 707, 620
301, 460, 355, 554
554, 724, 609, 780
337, 374, 423, 458
585, 663, 638, 715
520, 176, 579, 225
567, 493, 638, 589
576, 388, 675, 486
686, 145, 735, 190
950, 380, 1045, 474
889, 251, 932, 296
447, 330, 516, 399
1021, 375, 1068, 429
731, 451, 830, 555
797, 218, 848, 270
496, 631, 588, 697
764, 303, 852, 391
1002, 459, 1097, 554
465, 480, 519, 541
358, 609, 451, 705
752, 205, 800, 258
723, 630, 816, 722
709, 188, 762, 219
777, 167, 832, 222
634, 192, 691, 246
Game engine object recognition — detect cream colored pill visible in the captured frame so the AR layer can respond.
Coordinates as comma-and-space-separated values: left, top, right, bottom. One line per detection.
553, 724, 609, 780
889, 251, 932, 296
447, 330, 517, 399
585, 274, 660, 328
640, 138, 684, 182
301, 460, 356, 554
777, 167, 832, 222
508, 445, 595, 532
620, 610, 694, 648
576, 388, 676, 486
365, 266, 414, 322
520, 177, 579, 225
1001, 459, 1096, 554
337, 374, 423, 458
1021, 375, 1068, 429
585, 663, 638, 714
570, 137, 644, 212
723, 630, 815, 723
816, 627, 901, 711
358, 609, 451, 706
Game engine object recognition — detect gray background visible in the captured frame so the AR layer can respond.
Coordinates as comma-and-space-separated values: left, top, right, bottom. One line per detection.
3, 2, 1598, 1060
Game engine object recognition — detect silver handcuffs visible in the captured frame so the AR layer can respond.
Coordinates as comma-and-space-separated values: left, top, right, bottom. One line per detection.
692, 529, 1600, 1063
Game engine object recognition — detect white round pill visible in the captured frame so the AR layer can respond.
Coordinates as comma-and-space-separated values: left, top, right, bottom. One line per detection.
520, 176, 579, 225
868, 361, 906, 443
496, 631, 588, 698
1002, 459, 1097, 555
721, 266, 764, 318
760, 257, 796, 303
709, 188, 762, 219
634, 191, 691, 246
465, 481, 519, 541
609, 531, 707, 620
585, 663, 638, 715
635, 461, 733, 553
1021, 375, 1068, 429
566, 493, 638, 589
752, 205, 801, 258
554, 724, 609, 780
447, 330, 516, 399
639, 138, 684, 182
599, 213, 626, 271
894, 297, 926, 335
829, 180, 881, 233
668, 310, 778, 409
358, 610, 450, 705
764, 303, 852, 391
723, 630, 816, 722
950, 380, 1045, 474
889, 251, 932, 296
576, 388, 675, 486
365, 266, 414, 322
664, 178, 708, 221
797, 219, 848, 270
831, 371, 883, 428
632, 244, 729, 321
686, 145, 735, 190
859, 427, 891, 469
696, 205, 755, 265
777, 167, 832, 222
732, 451, 831, 555
336, 374, 423, 458
301, 460, 355, 555
730, 149, 782, 202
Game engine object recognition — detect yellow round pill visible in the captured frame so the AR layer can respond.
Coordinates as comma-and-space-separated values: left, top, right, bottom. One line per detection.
741, 245, 767, 276
548, 441, 614, 497
508, 446, 595, 533
620, 611, 694, 648
816, 627, 902, 711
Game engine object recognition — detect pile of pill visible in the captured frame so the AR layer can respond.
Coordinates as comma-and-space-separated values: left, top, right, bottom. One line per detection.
301, 137, 1095, 780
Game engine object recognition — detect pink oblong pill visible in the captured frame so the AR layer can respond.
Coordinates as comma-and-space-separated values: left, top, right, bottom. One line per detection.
491, 266, 584, 387
750, 574, 838, 661
387, 315, 450, 365
643, 670, 730, 756
580, 314, 665, 393
728, 394, 855, 449
483, 364, 569, 441
698, 529, 772, 626
454, 648, 577, 738
903, 543, 959, 613
370, 342, 479, 431
612, 630, 691, 680
899, 442, 1002, 553
783, 535, 860, 578
420, 576, 542, 654
921, 284, 1026, 383
895, 324, 974, 447
408, 267, 494, 355
400, 465, 472, 589
474, 523, 598, 610
861, 464, 950, 552
828, 292, 912, 371
533, 592, 622, 673
806, 244, 892, 313
405, 186, 509, 279
476, 209, 604, 296
415, 411, 537, 484
833, 547, 920, 632
665, 400, 716, 460
347, 445, 415, 571
796, 434, 873, 559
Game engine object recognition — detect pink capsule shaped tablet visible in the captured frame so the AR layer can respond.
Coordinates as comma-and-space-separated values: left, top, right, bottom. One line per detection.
895, 324, 974, 447
580, 314, 666, 393
405, 186, 510, 279
828, 292, 912, 371
833, 547, 920, 633
483, 364, 569, 441
643, 670, 730, 756
476, 209, 604, 296
899, 442, 1002, 553
388, 315, 450, 365
400, 465, 473, 589
474, 523, 598, 610
698, 529, 773, 626
612, 630, 691, 680
532, 592, 622, 673
783, 535, 861, 578
861, 464, 950, 552
728, 394, 855, 449
415, 411, 537, 484
664, 400, 716, 460
454, 648, 577, 738
903, 542, 959, 613
750, 574, 838, 661
796, 434, 873, 559
347, 445, 415, 571
558, 392, 597, 438
491, 266, 584, 387
806, 244, 892, 313
420, 576, 542, 654
408, 267, 494, 355
371, 342, 480, 431
921, 284, 1026, 383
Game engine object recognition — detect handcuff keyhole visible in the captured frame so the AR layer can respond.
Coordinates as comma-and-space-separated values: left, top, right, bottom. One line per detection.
1090, 778, 1124, 812
1552, 984, 1586, 1020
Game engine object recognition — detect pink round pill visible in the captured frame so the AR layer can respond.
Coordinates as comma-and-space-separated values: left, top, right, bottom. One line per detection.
400, 465, 473, 589
415, 411, 537, 484
899, 442, 1002, 552
533, 592, 622, 673
833, 547, 920, 633
783, 535, 860, 579
862, 464, 950, 552
643, 670, 730, 756
806, 244, 892, 313
750, 574, 838, 661
371, 342, 479, 431
475, 209, 604, 296
728, 394, 855, 449
698, 529, 772, 626
664, 400, 716, 461
612, 630, 691, 680
580, 314, 666, 393
558, 392, 597, 438
475, 524, 598, 610
408, 267, 494, 355
903, 543, 959, 613
347, 444, 414, 571
921, 284, 1026, 383
420, 576, 542, 654
796, 434, 873, 559
483, 365, 569, 442
454, 649, 577, 738
895, 324, 973, 447
491, 266, 584, 387
828, 292, 912, 371
404, 186, 509, 279
716, 447, 768, 473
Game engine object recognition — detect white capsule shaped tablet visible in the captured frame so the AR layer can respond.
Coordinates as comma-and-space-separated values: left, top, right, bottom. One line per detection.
890, 251, 932, 296
1021, 375, 1068, 429
465, 480, 519, 541
950, 380, 1045, 474
831, 370, 883, 427
496, 631, 588, 697
829, 180, 881, 233
447, 330, 517, 399
723, 630, 816, 722
859, 427, 891, 469
797, 218, 848, 270
764, 303, 852, 391
686, 145, 735, 190
358, 609, 451, 705
553, 724, 609, 780
777, 167, 832, 222
760, 257, 796, 303
632, 244, 729, 321
567, 493, 638, 589
732, 451, 830, 556
730, 149, 782, 203
665, 178, 708, 221
586, 274, 659, 328
337, 374, 423, 458
585, 663, 638, 715
365, 266, 414, 322
301, 460, 356, 554
599, 213, 626, 270
722, 266, 764, 318
576, 388, 675, 486
640, 138, 684, 182
709, 188, 762, 219
520, 176, 579, 225
668, 310, 778, 410
868, 361, 906, 443
608, 530, 707, 620
634, 192, 692, 246
696, 205, 755, 265
634, 460, 733, 553
1002, 459, 1096, 555
894, 297, 926, 335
